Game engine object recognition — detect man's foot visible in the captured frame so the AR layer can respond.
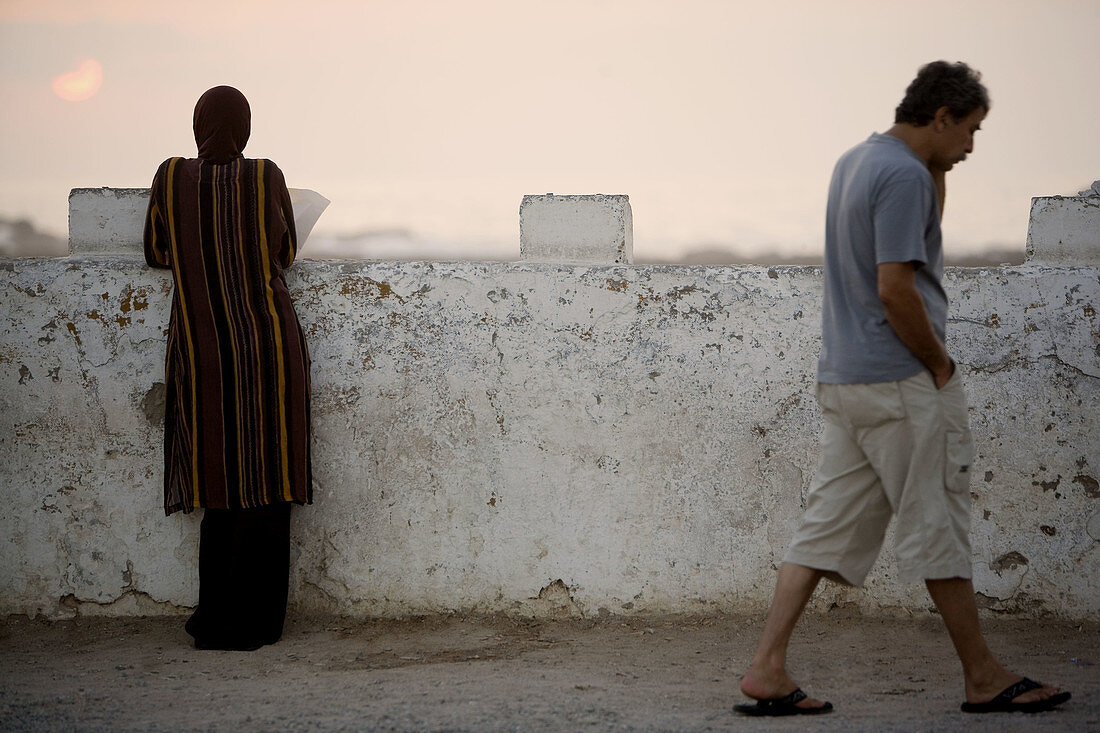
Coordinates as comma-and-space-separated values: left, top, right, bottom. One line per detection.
965, 667, 1066, 709
962, 676, 1070, 713
739, 667, 831, 713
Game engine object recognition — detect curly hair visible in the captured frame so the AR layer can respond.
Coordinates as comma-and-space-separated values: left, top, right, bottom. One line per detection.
894, 61, 990, 125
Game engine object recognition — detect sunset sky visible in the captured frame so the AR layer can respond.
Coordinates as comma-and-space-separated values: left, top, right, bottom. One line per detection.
1, 0, 1097, 260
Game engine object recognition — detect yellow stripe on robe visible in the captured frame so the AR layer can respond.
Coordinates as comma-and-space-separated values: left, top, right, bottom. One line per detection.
164, 157, 202, 508
256, 160, 293, 503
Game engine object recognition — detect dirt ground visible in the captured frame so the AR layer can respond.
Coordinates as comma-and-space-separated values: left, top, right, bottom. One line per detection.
0, 612, 1096, 732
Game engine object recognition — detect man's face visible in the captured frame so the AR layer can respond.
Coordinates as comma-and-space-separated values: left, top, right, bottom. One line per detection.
933, 107, 986, 171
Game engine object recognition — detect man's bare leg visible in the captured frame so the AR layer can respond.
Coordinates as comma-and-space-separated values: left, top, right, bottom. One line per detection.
739, 562, 829, 709
925, 577, 1063, 704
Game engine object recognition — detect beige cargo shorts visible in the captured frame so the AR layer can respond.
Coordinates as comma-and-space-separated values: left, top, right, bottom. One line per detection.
784, 368, 974, 586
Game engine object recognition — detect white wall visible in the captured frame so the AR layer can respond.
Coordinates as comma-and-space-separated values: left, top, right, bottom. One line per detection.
0, 191, 1097, 619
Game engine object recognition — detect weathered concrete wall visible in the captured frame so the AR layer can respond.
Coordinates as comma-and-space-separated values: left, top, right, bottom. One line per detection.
1, 193, 1098, 620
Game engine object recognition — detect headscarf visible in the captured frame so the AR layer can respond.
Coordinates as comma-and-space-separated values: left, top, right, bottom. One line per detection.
193, 86, 251, 163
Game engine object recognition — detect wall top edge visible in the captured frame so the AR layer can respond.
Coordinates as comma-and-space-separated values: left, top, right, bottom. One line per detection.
69, 187, 149, 198
1031, 194, 1100, 202
520, 193, 630, 203
5, 255, 1098, 277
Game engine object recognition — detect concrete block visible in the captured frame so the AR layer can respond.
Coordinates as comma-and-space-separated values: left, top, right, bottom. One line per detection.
520, 194, 633, 264
68, 188, 148, 255
1076, 180, 1100, 197
1025, 195, 1100, 265
68, 188, 328, 257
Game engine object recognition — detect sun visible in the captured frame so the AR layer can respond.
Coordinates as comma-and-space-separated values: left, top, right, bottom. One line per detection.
52, 59, 103, 102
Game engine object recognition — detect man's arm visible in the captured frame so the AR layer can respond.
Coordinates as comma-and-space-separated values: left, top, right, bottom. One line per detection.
878, 261, 953, 388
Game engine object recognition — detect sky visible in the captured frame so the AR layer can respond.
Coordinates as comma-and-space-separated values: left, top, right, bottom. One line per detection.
1, 0, 1098, 261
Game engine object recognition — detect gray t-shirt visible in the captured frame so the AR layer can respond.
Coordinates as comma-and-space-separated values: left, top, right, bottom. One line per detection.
817, 133, 947, 384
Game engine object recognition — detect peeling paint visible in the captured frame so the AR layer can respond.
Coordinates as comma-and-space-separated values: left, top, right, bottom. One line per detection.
1033, 476, 1061, 492
1074, 474, 1100, 498
339, 276, 400, 302
141, 383, 166, 425
64, 321, 81, 345
991, 551, 1029, 573
119, 285, 149, 314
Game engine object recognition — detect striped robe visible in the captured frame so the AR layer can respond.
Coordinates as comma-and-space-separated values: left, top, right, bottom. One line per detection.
144, 156, 312, 515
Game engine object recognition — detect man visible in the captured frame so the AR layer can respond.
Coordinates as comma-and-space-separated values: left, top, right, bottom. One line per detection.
735, 61, 1071, 716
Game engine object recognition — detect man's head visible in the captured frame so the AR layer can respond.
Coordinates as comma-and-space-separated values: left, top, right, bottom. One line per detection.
895, 61, 989, 127
892, 62, 989, 171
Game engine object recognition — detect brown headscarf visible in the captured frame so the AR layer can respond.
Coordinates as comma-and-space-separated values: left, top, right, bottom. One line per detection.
193, 86, 251, 163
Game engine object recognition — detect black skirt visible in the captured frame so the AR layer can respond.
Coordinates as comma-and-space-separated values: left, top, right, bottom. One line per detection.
185, 503, 292, 650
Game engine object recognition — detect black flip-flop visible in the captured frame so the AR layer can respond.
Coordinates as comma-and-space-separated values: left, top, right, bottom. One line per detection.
961, 677, 1071, 713
734, 688, 834, 716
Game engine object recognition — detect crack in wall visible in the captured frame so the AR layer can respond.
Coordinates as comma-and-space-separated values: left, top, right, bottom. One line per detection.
58, 590, 191, 617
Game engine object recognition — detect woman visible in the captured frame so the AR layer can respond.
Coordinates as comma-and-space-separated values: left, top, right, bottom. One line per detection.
144, 86, 312, 651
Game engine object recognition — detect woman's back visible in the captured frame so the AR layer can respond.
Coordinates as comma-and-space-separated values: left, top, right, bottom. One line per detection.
145, 87, 311, 516
146, 155, 298, 332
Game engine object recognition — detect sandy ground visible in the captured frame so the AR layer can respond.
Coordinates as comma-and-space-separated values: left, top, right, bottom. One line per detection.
0, 612, 1096, 732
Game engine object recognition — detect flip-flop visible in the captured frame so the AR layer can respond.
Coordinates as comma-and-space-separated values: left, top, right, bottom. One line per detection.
734, 688, 834, 716
961, 677, 1071, 713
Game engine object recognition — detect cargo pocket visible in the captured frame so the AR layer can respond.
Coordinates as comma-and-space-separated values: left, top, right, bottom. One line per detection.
945, 429, 974, 493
